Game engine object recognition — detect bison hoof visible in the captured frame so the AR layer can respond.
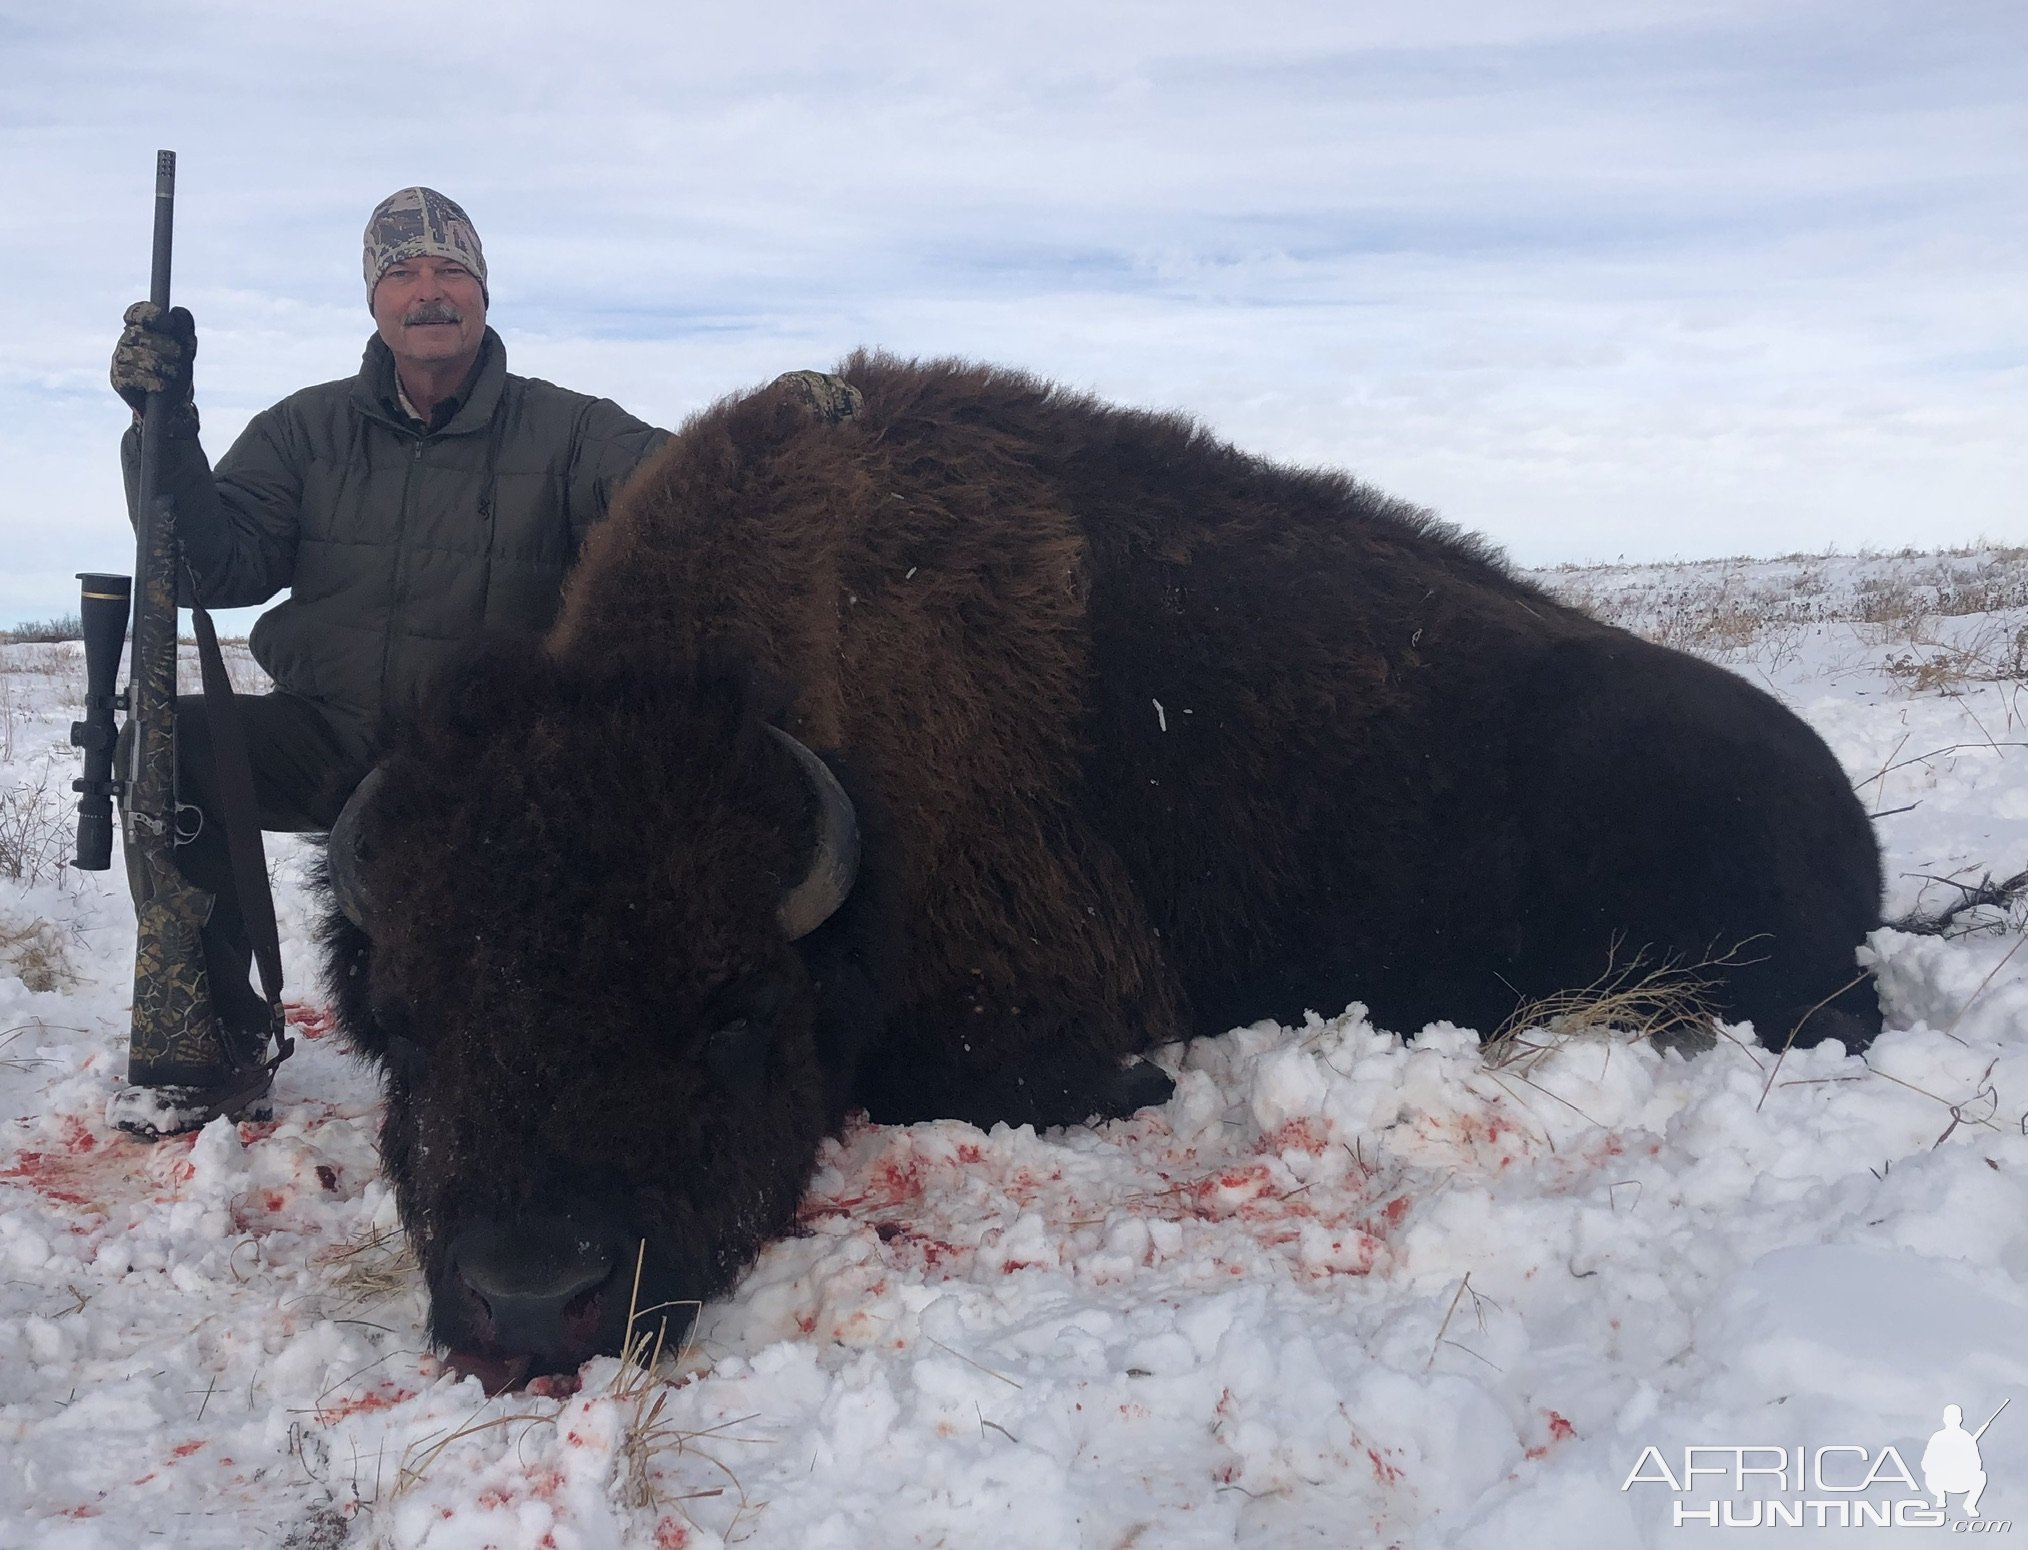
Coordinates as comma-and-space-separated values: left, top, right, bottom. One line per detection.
1113, 1057, 1176, 1114
771, 369, 863, 424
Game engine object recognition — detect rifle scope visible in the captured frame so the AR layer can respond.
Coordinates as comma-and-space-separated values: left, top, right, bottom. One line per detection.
70, 572, 132, 871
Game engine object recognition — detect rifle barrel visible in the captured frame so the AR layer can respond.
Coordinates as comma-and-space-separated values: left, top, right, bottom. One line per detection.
150, 149, 175, 309
129, 149, 177, 811
1973, 1396, 2010, 1441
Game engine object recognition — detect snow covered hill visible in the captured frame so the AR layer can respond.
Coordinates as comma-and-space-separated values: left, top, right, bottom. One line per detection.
1, 548, 2024, 1549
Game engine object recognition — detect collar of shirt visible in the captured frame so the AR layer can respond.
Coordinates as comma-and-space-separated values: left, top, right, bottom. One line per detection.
387, 339, 490, 433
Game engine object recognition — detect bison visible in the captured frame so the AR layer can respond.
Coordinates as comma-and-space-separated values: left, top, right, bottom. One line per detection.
322, 354, 1882, 1388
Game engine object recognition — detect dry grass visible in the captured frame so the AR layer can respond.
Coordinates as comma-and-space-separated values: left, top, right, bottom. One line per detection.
1861, 553, 2028, 621
277, 1504, 352, 1550
0, 759, 75, 888
319, 1225, 420, 1311
1852, 577, 1934, 633
1891, 870, 2028, 939
352, 1232, 759, 1535
1550, 570, 1812, 669
0, 643, 81, 678
611, 1241, 686, 1509
1476, 919, 2026, 1140
606, 1241, 758, 1529
1477, 934, 2028, 1171
1637, 591, 1798, 660
0, 615, 83, 645
0, 914, 78, 993
174, 639, 268, 697
1881, 620, 2028, 695
0, 674, 22, 765
394, 1404, 556, 1498
1538, 545, 2028, 685
375, 1233, 762, 1541
1481, 941, 1762, 1072
0, 1022, 60, 1073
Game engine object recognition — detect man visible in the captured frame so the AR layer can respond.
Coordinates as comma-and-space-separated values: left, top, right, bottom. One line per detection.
107, 187, 668, 1136
1922, 1404, 1991, 1518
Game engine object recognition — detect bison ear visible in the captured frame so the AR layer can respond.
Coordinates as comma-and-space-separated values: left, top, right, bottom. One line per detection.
676, 650, 765, 745
683, 642, 796, 730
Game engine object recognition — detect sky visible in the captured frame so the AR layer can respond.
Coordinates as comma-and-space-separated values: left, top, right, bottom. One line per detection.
2, 0, 2023, 629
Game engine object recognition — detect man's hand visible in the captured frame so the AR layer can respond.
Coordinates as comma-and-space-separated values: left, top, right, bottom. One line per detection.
111, 301, 199, 436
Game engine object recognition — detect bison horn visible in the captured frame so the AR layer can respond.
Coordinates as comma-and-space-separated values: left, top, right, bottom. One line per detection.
768, 727, 860, 940
327, 767, 387, 936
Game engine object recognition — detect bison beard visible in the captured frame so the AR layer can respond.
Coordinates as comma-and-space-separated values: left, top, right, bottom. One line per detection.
321, 354, 1883, 1387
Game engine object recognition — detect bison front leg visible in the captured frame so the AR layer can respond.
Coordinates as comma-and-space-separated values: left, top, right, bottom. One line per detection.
852, 807, 1186, 1129
856, 998, 1176, 1130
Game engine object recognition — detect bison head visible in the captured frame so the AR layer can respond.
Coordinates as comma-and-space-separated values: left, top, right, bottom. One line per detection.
323, 643, 871, 1389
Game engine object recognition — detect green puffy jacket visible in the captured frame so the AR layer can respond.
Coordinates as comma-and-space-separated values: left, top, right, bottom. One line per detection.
123, 328, 668, 762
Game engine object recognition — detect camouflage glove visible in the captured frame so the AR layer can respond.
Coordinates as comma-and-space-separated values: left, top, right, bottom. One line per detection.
110, 301, 200, 437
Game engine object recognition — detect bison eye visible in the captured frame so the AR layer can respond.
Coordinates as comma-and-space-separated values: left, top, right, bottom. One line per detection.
705, 1016, 770, 1093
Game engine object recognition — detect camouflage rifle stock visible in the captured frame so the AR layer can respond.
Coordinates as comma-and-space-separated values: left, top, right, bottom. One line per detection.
122, 149, 231, 1086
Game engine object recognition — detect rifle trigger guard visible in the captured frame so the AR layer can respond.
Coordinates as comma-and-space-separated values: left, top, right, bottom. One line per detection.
174, 802, 205, 844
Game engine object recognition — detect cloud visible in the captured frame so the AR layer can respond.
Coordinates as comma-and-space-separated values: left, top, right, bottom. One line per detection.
2, 0, 2023, 624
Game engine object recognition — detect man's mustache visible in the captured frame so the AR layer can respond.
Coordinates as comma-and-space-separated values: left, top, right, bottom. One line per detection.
403, 302, 463, 326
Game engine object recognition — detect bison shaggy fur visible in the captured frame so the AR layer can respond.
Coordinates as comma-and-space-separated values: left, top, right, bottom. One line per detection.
325, 353, 1882, 1383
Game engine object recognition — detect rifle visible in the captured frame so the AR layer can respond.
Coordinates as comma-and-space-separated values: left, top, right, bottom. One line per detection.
74, 153, 287, 1133
1974, 1398, 2010, 1441
74, 147, 234, 1095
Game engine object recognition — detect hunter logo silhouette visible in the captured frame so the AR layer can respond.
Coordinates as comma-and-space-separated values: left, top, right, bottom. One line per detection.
1923, 1400, 2008, 1518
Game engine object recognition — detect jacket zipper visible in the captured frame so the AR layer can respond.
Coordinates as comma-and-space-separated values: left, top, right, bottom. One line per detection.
376, 434, 425, 710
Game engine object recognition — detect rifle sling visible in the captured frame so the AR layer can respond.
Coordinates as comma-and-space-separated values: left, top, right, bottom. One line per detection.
189, 601, 292, 1063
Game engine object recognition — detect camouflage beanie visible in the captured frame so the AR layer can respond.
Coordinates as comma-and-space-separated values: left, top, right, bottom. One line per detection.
363, 187, 488, 307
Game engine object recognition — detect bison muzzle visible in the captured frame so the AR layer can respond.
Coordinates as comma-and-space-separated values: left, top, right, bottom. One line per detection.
321, 354, 1883, 1387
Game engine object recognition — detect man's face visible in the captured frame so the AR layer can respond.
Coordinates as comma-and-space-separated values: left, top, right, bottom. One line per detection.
371, 255, 487, 374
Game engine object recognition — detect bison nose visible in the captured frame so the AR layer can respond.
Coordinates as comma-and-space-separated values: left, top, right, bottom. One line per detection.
450, 1216, 614, 1355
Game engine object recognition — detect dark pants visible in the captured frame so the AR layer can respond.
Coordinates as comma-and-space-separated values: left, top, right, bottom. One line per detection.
119, 693, 369, 1039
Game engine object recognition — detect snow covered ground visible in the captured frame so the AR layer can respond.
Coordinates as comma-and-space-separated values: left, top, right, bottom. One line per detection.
1, 547, 2024, 1549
